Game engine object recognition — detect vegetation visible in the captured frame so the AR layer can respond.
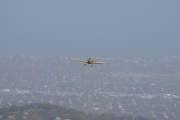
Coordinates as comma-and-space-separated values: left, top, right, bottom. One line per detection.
0, 103, 156, 120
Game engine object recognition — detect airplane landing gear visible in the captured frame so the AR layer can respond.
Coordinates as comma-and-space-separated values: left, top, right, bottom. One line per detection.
91, 64, 93, 67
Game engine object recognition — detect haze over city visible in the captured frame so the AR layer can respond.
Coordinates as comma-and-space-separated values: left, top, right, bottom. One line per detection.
1, 1, 180, 58
1, 1, 180, 120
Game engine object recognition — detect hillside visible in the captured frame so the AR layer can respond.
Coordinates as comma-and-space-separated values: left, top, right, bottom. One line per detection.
0, 103, 155, 120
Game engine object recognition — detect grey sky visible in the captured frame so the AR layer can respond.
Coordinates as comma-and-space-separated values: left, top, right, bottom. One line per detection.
1, 1, 180, 58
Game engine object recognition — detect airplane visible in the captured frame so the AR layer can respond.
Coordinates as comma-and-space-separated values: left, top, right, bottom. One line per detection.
70, 57, 109, 67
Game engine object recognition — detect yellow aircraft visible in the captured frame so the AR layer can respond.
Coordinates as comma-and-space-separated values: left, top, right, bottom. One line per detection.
70, 57, 109, 66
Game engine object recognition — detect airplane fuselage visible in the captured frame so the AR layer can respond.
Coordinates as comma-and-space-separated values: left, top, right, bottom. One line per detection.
87, 58, 93, 64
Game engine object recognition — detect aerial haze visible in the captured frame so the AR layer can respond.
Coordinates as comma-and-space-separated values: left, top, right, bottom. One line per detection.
1, 2, 180, 119
1, 1, 180, 58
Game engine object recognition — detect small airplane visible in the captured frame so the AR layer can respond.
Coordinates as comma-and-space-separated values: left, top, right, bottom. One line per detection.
70, 57, 109, 67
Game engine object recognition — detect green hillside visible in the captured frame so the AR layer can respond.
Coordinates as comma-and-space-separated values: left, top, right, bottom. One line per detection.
0, 103, 155, 120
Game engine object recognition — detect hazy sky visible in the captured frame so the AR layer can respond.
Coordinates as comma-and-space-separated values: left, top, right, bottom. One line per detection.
1, 1, 180, 58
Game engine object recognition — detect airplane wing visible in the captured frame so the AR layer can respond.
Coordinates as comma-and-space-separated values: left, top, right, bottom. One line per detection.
92, 61, 109, 64
70, 58, 80, 61
77, 60, 87, 62
70, 58, 87, 62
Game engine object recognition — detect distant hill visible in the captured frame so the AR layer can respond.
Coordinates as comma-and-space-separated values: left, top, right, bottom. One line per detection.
0, 103, 155, 120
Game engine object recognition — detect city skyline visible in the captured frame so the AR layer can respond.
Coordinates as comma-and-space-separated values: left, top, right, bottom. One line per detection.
0, 56, 180, 119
